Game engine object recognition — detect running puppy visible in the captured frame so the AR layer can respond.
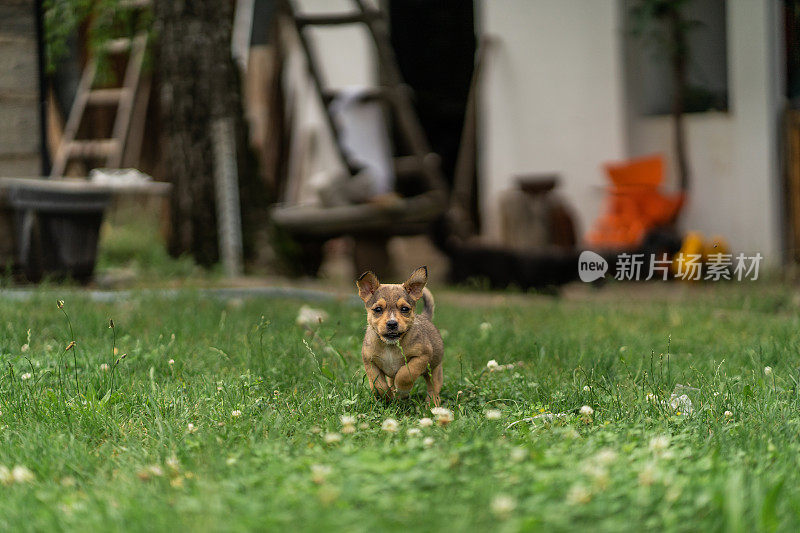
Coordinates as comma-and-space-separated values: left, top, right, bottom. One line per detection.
356, 266, 444, 405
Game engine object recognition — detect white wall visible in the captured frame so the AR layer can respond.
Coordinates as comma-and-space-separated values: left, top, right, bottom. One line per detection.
625, 0, 783, 260
478, 0, 626, 241
281, 0, 377, 204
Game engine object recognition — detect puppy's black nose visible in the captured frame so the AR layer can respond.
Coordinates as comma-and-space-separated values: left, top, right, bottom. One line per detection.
386, 320, 398, 330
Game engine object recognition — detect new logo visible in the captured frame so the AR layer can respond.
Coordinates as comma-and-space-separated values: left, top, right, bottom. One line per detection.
578, 251, 608, 282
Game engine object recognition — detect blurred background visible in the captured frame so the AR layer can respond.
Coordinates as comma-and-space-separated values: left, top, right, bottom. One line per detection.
0, 0, 794, 289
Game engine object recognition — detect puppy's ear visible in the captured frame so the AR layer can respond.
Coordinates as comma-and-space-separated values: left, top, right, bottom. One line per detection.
403, 266, 428, 300
356, 271, 380, 302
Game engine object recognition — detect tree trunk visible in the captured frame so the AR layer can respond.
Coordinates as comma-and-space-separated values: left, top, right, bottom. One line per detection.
154, 0, 242, 266
669, 9, 690, 193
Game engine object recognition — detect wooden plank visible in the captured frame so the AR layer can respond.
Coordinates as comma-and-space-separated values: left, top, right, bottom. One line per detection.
67, 139, 120, 159
271, 190, 446, 236
121, 76, 151, 168
295, 12, 370, 26
102, 38, 134, 53
0, 177, 172, 196
109, 33, 148, 168
87, 88, 127, 105
51, 58, 97, 176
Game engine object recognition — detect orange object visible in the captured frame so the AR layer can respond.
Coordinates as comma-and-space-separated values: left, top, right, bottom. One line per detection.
671, 231, 705, 281
586, 155, 685, 249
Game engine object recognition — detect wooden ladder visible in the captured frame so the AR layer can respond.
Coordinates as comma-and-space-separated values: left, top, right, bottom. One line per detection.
285, 0, 448, 195
50, 31, 149, 178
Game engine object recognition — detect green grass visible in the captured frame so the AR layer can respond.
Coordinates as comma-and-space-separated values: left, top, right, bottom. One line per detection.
1, 284, 800, 531
96, 215, 211, 283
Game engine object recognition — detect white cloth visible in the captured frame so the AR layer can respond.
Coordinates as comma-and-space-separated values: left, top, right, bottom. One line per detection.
328, 86, 395, 196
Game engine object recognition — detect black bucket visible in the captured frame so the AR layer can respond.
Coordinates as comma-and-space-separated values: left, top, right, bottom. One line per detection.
8, 186, 111, 283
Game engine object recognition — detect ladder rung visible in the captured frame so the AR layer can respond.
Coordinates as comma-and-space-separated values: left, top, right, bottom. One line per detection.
322, 87, 391, 104
394, 156, 424, 176
394, 154, 440, 176
118, 0, 152, 8
67, 140, 120, 158
87, 88, 128, 105
295, 12, 374, 27
102, 38, 133, 53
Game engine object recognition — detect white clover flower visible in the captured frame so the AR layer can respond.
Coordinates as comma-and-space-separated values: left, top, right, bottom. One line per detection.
20, 373, 32, 381
490, 494, 516, 517
146, 465, 164, 478
296, 306, 328, 328
486, 359, 499, 371
485, 409, 502, 420
582, 463, 610, 490
311, 464, 332, 484
638, 462, 657, 487
231, 410, 242, 418
323, 432, 342, 444
187, 423, 197, 434
423, 437, 435, 447
168, 359, 175, 366
594, 448, 618, 466
649, 435, 669, 453
567, 483, 592, 504
579, 405, 594, 416
99, 363, 110, 372
381, 418, 399, 433
583, 385, 591, 392
479, 322, 492, 333
431, 407, 454, 426
407, 428, 421, 437
20, 344, 29, 353
340, 415, 356, 426
11, 465, 34, 484
510, 447, 527, 463
166, 456, 180, 471
418, 417, 434, 428
764, 366, 773, 376
341, 424, 356, 434
724, 410, 733, 418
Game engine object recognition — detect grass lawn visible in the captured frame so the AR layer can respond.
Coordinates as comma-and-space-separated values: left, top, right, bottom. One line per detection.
1, 283, 800, 531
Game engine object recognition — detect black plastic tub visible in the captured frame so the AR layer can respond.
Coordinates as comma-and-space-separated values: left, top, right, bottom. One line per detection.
7, 185, 110, 282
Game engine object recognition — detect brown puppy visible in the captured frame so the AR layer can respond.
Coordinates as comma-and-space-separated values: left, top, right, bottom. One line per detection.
357, 266, 444, 405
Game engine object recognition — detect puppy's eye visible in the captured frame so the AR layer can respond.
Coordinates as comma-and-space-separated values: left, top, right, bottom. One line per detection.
400, 306, 410, 313
373, 306, 383, 314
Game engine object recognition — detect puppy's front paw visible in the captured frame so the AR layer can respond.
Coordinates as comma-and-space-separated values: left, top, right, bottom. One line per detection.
426, 394, 441, 407
374, 388, 395, 403
395, 388, 411, 400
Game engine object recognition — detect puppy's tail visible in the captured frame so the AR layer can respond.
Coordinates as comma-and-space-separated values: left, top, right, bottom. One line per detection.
420, 288, 435, 320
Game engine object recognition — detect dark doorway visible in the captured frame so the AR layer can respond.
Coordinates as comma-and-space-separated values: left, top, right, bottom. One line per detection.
786, 0, 800, 105
388, 0, 476, 197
